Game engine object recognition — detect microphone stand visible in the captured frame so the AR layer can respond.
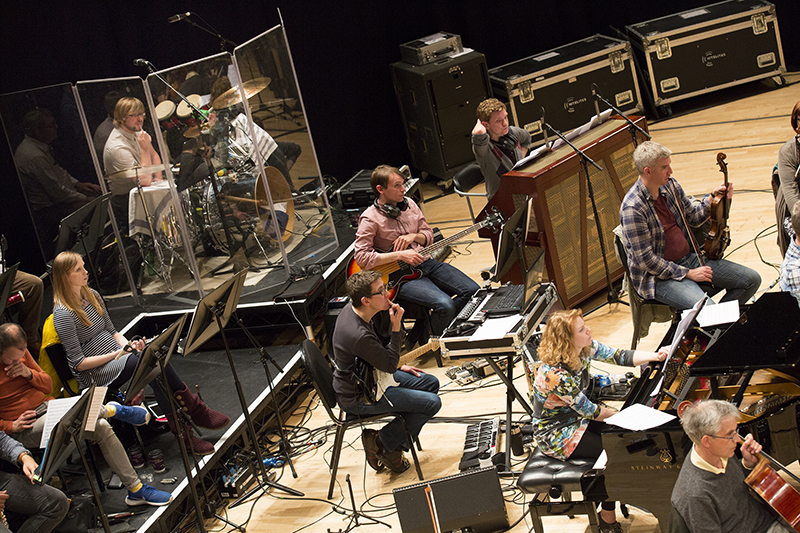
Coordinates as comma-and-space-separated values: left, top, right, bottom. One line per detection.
591, 83, 651, 148
136, 60, 245, 274
174, 13, 237, 51
540, 113, 628, 314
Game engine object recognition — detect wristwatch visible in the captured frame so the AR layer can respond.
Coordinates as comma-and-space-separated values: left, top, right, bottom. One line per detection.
17, 450, 31, 465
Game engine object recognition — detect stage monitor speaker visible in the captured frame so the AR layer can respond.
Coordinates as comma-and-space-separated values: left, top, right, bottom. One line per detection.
393, 466, 508, 533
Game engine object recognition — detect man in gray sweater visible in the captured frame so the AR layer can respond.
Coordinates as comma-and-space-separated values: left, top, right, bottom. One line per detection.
671, 399, 791, 533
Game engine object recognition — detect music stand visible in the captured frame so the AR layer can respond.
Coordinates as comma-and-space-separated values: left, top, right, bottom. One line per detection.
54, 193, 111, 291
183, 270, 303, 504
35, 386, 112, 533
124, 314, 236, 533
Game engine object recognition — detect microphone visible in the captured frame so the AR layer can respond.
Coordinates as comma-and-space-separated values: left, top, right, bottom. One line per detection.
132, 58, 153, 69
540, 106, 551, 151
591, 83, 604, 124
167, 12, 191, 23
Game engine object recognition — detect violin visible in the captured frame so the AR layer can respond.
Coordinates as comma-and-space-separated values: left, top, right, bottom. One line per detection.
703, 152, 732, 260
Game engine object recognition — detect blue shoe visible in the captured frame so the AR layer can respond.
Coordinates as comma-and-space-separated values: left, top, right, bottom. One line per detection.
125, 484, 173, 507
109, 401, 151, 426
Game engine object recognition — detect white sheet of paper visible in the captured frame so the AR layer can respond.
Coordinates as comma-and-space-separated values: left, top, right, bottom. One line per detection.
604, 403, 676, 431
39, 395, 82, 448
468, 315, 522, 341
593, 449, 608, 470
682, 300, 739, 328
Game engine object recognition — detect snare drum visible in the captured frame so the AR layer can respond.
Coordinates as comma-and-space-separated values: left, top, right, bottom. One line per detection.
155, 100, 179, 130
176, 94, 209, 128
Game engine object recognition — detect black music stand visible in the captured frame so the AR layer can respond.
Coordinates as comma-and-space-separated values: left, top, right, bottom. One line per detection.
183, 271, 302, 507
125, 314, 240, 533
35, 386, 112, 533
541, 110, 627, 315
54, 193, 111, 291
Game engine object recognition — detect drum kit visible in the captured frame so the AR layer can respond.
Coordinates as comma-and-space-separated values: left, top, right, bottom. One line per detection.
107, 76, 292, 282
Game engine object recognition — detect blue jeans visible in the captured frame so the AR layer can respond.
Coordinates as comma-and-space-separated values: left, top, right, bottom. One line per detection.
396, 259, 479, 335
342, 371, 441, 453
654, 253, 761, 310
0, 471, 69, 533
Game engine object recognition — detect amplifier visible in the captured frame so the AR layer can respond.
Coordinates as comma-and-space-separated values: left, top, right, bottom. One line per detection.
336, 169, 421, 209
393, 466, 508, 533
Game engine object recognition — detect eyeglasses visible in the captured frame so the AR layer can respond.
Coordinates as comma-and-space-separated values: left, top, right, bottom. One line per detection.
128, 113, 146, 118
706, 433, 739, 442
367, 285, 388, 297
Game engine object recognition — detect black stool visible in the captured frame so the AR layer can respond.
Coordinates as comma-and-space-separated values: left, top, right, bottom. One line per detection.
517, 447, 602, 533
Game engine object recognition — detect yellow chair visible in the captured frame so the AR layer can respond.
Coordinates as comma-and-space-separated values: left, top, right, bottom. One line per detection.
39, 314, 79, 397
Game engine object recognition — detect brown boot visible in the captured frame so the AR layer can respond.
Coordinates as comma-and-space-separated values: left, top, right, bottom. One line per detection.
173, 384, 230, 430
165, 414, 215, 456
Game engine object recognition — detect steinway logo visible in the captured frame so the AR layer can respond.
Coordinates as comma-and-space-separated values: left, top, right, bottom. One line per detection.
629, 463, 680, 471
563, 96, 587, 113
702, 51, 727, 67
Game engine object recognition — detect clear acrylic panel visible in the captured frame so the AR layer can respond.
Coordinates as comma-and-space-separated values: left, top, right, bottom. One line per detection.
0, 83, 104, 263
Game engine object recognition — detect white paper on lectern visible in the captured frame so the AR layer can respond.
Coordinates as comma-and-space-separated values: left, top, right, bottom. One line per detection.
605, 403, 676, 431
650, 294, 708, 396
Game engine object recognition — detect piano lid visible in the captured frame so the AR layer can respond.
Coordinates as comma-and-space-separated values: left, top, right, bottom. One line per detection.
690, 292, 800, 375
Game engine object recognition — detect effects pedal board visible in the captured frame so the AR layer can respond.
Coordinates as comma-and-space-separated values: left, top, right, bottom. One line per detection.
219, 463, 256, 499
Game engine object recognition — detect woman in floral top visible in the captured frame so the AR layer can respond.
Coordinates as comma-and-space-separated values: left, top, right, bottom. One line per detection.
531, 309, 666, 532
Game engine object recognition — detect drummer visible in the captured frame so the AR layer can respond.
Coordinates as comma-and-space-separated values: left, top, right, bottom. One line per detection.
103, 96, 163, 232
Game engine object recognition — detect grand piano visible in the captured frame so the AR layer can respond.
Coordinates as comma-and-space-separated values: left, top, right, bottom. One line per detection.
602, 291, 800, 530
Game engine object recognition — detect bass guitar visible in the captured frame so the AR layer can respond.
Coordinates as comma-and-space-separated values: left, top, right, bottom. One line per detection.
348, 211, 504, 300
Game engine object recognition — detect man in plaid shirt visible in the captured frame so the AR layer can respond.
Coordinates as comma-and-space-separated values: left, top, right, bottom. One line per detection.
619, 141, 760, 310
780, 203, 800, 305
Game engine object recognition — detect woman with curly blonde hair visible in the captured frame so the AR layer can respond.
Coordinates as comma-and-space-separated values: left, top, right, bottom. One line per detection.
532, 309, 666, 532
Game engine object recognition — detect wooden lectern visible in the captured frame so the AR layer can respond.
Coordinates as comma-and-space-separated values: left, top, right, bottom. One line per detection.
478, 116, 649, 309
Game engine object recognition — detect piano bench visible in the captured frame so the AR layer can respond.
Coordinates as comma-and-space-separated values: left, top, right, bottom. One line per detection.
517, 447, 602, 533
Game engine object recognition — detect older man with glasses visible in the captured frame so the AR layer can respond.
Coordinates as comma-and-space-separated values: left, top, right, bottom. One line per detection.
671, 399, 793, 533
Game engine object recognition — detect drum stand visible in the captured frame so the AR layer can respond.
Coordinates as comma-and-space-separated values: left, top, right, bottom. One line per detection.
134, 177, 173, 291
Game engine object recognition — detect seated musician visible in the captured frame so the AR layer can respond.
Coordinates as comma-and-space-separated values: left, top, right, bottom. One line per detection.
353, 165, 479, 339
103, 96, 163, 232
773, 99, 800, 256
471, 98, 531, 200
531, 309, 665, 533
0, 323, 174, 507
779, 202, 800, 306
331, 270, 440, 473
619, 141, 760, 310
671, 399, 793, 533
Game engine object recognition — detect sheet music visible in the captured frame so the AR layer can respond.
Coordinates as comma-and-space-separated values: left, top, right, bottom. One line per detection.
39, 387, 107, 447
40, 396, 81, 448
605, 403, 676, 431
682, 300, 739, 328
469, 314, 522, 341
83, 387, 107, 437
650, 295, 707, 396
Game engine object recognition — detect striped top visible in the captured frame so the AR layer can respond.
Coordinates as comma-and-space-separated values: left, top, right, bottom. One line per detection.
53, 289, 130, 390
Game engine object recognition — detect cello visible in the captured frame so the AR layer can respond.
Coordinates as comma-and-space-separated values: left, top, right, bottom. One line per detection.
703, 152, 732, 260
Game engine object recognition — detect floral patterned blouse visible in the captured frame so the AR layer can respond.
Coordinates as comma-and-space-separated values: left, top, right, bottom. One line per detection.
531, 341, 633, 459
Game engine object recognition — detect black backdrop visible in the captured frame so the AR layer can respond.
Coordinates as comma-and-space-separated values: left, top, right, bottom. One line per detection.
1, 0, 797, 273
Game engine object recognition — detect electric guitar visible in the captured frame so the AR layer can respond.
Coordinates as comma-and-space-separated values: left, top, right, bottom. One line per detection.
366, 339, 440, 403
348, 211, 504, 300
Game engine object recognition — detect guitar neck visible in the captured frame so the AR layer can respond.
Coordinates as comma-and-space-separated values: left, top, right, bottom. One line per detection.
397, 339, 439, 368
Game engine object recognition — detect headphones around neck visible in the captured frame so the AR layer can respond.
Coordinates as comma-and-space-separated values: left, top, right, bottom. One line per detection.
492, 132, 518, 153
374, 198, 408, 219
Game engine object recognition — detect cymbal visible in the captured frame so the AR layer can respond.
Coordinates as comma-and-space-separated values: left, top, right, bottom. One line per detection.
106, 164, 166, 180
211, 77, 271, 110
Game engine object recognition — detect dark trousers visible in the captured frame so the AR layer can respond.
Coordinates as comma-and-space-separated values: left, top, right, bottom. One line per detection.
0, 471, 69, 533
